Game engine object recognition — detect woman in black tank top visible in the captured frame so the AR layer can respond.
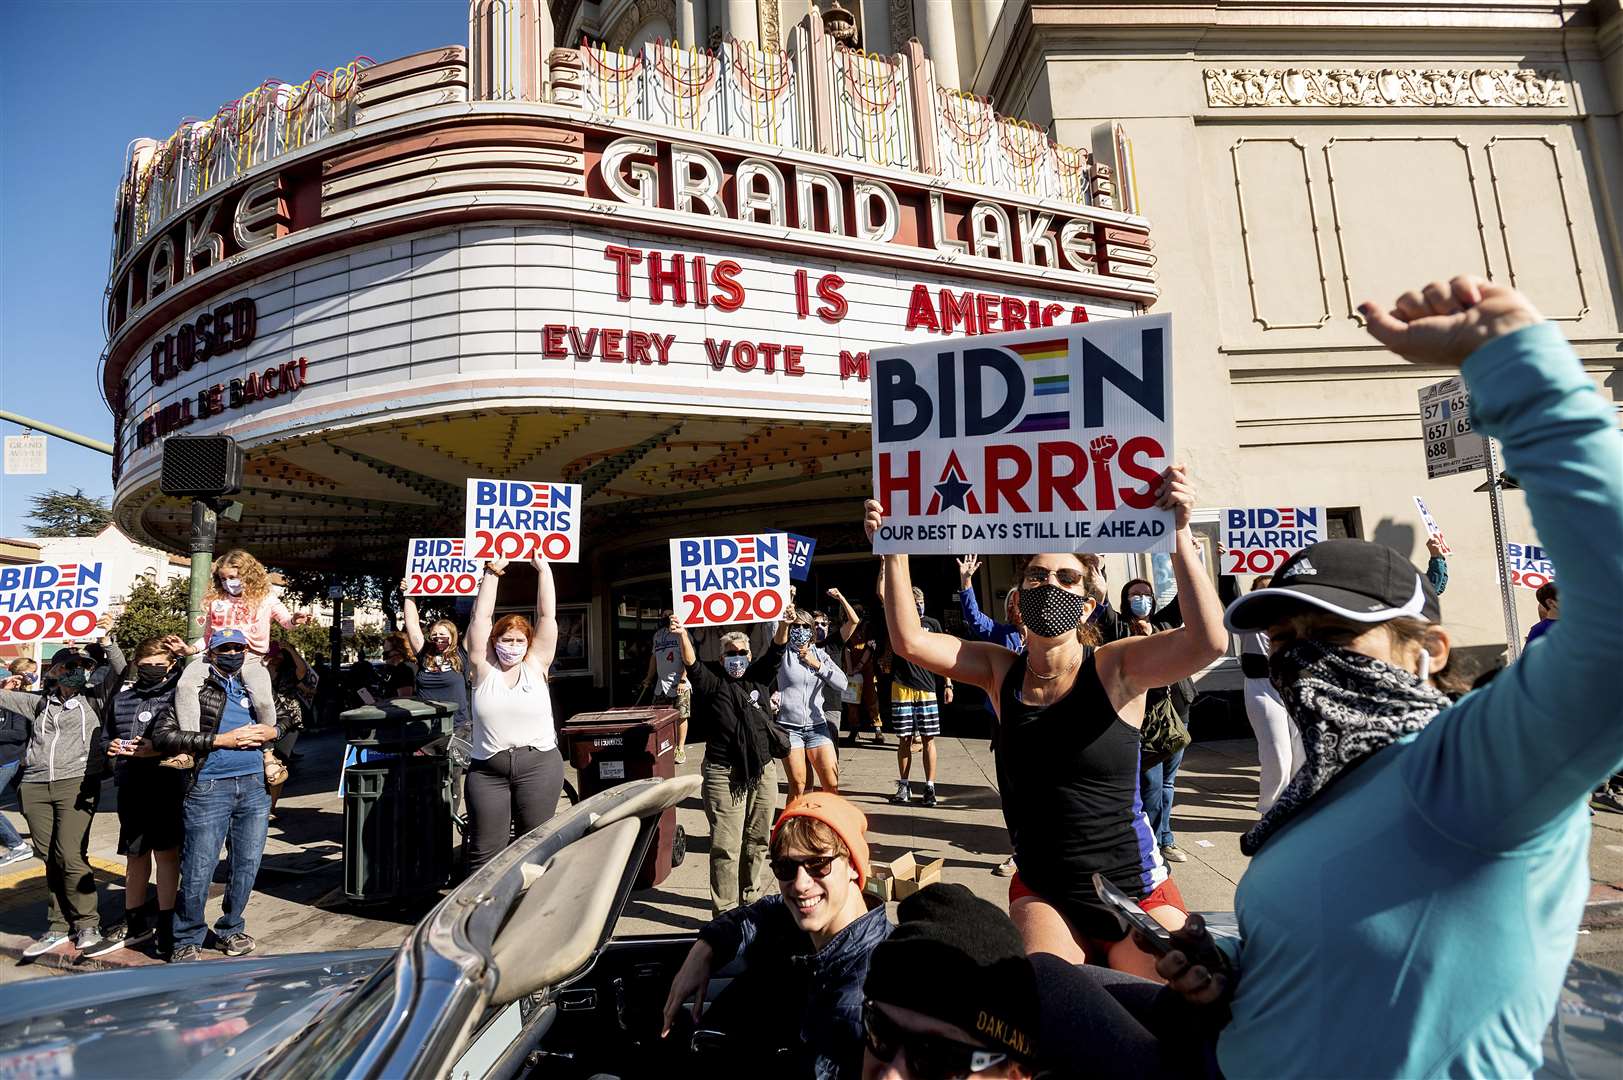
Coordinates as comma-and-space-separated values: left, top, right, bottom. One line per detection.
862, 467, 1229, 979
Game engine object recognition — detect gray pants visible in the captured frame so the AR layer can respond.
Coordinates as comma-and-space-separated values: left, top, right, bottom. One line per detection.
176, 652, 275, 731
464, 746, 565, 873
702, 760, 776, 916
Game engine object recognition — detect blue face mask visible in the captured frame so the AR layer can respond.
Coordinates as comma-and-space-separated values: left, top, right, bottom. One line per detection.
723, 655, 749, 678
1129, 595, 1153, 618
788, 627, 813, 650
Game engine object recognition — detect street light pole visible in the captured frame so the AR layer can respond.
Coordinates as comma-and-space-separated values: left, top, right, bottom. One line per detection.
1484, 442, 1521, 663
0, 410, 114, 456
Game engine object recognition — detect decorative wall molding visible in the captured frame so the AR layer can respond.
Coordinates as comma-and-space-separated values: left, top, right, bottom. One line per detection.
1204, 67, 1568, 109
1322, 137, 1496, 323
889, 0, 914, 46
762, 0, 782, 51
1484, 136, 1590, 321
1229, 138, 1331, 330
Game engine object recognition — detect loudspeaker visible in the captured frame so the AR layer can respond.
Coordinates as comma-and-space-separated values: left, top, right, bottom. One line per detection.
160, 435, 244, 498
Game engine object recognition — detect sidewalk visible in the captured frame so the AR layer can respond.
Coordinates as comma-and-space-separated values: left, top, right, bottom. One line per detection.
3, 729, 1620, 982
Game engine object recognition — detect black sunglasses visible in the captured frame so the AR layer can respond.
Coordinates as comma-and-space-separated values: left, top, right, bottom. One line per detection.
770, 854, 838, 882
212, 644, 247, 655
1022, 566, 1086, 588
863, 1002, 1010, 1079
723, 648, 750, 657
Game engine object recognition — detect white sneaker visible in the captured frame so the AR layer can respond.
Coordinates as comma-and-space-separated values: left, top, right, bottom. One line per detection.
73, 927, 103, 953
674, 746, 687, 765
890, 780, 911, 805
22, 931, 69, 958
0, 845, 32, 868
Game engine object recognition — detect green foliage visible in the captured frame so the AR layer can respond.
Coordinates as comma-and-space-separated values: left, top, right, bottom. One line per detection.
111, 575, 189, 651
26, 488, 111, 537
346, 625, 386, 659
271, 620, 332, 661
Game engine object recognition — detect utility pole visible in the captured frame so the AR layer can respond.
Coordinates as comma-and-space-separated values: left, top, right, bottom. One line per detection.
0, 411, 113, 456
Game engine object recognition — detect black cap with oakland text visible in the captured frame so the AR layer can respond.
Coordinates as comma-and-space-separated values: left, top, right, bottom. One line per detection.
1225, 539, 1442, 632
864, 884, 1039, 1063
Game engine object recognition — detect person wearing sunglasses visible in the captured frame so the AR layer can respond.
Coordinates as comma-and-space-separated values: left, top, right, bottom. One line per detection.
674, 615, 788, 915
863, 883, 1041, 1080
662, 793, 890, 1079
865, 465, 1227, 980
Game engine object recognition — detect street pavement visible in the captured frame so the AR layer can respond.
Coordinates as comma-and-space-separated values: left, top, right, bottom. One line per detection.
3, 727, 1620, 983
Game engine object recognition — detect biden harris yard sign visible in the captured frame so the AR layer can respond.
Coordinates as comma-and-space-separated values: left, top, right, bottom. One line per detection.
870, 316, 1174, 555
464, 480, 582, 563
0, 563, 107, 645
404, 538, 483, 596
670, 534, 791, 628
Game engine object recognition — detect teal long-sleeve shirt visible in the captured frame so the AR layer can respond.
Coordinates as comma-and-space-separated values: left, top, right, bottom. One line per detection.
1217, 322, 1623, 1079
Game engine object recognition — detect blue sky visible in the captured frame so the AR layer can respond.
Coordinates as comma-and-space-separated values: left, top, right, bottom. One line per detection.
0, 0, 463, 537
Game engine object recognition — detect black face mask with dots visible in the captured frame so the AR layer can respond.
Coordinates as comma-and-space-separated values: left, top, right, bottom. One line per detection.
1018, 585, 1087, 639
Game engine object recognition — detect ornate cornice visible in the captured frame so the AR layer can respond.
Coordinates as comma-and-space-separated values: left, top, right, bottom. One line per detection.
1203, 67, 1569, 108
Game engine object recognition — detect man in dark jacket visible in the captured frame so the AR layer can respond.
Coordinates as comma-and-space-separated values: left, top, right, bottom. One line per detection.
675, 616, 786, 915
149, 629, 293, 962
662, 795, 891, 1079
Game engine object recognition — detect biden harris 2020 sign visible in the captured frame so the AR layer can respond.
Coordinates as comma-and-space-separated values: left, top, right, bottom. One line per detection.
869, 316, 1174, 555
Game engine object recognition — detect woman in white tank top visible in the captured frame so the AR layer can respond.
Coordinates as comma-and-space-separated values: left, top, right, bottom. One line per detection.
462, 555, 565, 873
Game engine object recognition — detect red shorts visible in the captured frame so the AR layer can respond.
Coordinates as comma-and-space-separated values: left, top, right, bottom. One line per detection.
1009, 872, 1187, 944
1009, 872, 1185, 913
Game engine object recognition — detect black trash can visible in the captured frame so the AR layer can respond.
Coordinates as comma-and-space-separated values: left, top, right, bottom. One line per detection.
341, 697, 458, 903
562, 706, 685, 888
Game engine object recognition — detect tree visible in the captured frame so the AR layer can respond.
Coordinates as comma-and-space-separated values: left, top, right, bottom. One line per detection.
271, 620, 332, 661
111, 574, 190, 651
25, 488, 112, 537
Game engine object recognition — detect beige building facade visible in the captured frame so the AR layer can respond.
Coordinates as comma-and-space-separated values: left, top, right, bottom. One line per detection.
564, 0, 1623, 652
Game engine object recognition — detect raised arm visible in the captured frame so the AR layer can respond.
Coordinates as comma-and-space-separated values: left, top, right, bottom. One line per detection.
465, 558, 506, 675
1364, 278, 1623, 847
528, 557, 560, 672
1099, 469, 1228, 699
399, 579, 426, 654
865, 501, 1008, 696
675, 620, 721, 696
827, 588, 859, 641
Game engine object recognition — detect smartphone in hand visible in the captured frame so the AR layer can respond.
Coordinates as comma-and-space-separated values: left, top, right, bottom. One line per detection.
1093, 872, 1174, 956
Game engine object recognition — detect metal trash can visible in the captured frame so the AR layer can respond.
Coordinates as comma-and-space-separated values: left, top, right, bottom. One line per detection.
341, 697, 458, 902
562, 706, 686, 888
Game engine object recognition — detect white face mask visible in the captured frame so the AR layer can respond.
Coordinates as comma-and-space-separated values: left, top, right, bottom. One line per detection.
222, 578, 244, 596
723, 655, 749, 678
493, 642, 526, 667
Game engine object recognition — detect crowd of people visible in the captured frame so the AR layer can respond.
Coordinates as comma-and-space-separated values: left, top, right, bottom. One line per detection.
0, 274, 1618, 1080
650, 275, 1622, 1078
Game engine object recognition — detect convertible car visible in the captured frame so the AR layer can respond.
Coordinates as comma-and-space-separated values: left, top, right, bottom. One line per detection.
0, 775, 1617, 1078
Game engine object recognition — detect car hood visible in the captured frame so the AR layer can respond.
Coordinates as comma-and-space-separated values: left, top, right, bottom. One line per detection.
0, 950, 392, 1079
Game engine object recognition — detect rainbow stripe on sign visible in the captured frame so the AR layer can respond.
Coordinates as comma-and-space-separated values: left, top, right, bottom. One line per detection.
1032, 374, 1068, 397
1010, 339, 1068, 362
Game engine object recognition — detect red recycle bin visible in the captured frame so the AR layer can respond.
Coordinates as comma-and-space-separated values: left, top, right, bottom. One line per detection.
562, 706, 686, 888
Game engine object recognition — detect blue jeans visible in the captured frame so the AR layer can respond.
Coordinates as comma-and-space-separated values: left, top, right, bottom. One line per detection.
0, 761, 23, 849
1140, 748, 1185, 848
175, 774, 271, 948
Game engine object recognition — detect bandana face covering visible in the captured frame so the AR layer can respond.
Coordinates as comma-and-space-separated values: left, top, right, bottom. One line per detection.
1242, 639, 1449, 855
1017, 584, 1087, 640
788, 626, 813, 650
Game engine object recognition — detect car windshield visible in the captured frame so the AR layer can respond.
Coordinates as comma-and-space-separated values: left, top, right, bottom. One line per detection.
0, 951, 391, 1079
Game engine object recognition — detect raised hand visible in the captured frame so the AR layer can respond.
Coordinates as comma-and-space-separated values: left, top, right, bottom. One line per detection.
1154, 465, 1196, 531
1359, 276, 1542, 368
864, 499, 884, 543
956, 554, 981, 589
